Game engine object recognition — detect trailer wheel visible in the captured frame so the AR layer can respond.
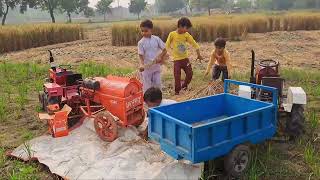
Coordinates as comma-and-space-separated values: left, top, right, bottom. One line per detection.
224, 144, 250, 178
286, 104, 305, 139
94, 111, 118, 142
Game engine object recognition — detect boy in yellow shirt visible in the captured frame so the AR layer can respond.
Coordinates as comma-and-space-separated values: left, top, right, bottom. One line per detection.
166, 17, 203, 95
205, 38, 231, 82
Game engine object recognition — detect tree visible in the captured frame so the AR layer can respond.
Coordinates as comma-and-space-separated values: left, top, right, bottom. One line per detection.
96, 0, 112, 22
60, 0, 89, 23
84, 6, 95, 19
32, 0, 60, 23
184, 0, 190, 14
156, 0, 185, 13
0, 0, 30, 25
129, 0, 147, 19
272, 0, 293, 10
236, 0, 251, 9
199, 0, 224, 15
256, 0, 272, 9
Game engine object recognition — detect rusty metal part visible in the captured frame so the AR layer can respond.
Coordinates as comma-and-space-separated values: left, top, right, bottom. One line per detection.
94, 111, 118, 142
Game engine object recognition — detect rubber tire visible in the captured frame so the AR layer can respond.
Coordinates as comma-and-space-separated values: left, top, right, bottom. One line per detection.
94, 111, 118, 142
286, 104, 305, 139
224, 144, 251, 178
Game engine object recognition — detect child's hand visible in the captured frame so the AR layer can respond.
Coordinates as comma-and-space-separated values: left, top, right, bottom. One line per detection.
155, 56, 162, 64
139, 66, 145, 72
197, 55, 204, 63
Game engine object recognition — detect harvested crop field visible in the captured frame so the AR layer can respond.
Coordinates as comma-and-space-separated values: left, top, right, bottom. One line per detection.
0, 24, 319, 179
2, 27, 320, 70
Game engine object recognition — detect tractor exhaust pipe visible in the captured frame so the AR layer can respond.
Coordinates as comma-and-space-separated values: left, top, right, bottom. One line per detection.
48, 50, 54, 63
48, 50, 56, 71
250, 50, 256, 84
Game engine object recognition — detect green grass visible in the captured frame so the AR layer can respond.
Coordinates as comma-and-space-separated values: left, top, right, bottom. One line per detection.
78, 62, 133, 77
0, 97, 6, 122
308, 110, 319, 130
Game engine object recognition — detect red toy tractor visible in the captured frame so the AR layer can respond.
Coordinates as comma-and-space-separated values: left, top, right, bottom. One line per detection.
39, 51, 145, 141
247, 50, 307, 139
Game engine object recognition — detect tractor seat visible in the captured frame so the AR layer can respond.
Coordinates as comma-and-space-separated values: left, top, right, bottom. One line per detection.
66, 74, 83, 86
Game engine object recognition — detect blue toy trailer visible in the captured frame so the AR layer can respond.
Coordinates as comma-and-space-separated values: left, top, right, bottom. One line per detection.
148, 79, 278, 177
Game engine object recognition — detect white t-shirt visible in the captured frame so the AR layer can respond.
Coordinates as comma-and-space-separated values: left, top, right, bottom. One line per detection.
138, 35, 166, 72
160, 99, 177, 106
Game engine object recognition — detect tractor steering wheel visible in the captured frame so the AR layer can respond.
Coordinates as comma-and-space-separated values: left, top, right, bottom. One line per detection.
259, 59, 279, 68
58, 64, 72, 70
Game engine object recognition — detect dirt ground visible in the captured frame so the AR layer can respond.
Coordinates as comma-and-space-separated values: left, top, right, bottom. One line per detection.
0, 26, 320, 179
2, 27, 320, 70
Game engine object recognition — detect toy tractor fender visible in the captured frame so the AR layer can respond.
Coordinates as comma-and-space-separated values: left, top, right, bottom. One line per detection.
283, 87, 307, 113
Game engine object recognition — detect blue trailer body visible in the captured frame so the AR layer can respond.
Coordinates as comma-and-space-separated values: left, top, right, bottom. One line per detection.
148, 80, 278, 164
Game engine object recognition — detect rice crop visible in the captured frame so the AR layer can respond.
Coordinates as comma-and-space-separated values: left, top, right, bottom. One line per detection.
112, 12, 320, 46
0, 24, 84, 53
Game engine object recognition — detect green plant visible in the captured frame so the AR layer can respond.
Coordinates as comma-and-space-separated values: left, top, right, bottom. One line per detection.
0, 97, 6, 122
0, 147, 5, 168
304, 144, 316, 165
309, 110, 319, 130
78, 62, 133, 77
8, 162, 39, 180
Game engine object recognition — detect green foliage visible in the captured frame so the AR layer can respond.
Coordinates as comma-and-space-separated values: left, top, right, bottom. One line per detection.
256, 0, 273, 9
155, 0, 185, 13
308, 110, 319, 130
236, 0, 252, 9
199, 0, 224, 15
59, 0, 89, 22
0, 0, 32, 25
8, 162, 39, 180
96, 0, 113, 21
0, 97, 5, 122
84, 6, 95, 18
129, 0, 147, 19
78, 62, 133, 77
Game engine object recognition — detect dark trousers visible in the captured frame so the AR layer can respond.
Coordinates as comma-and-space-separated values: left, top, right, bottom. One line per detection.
212, 64, 228, 81
174, 58, 193, 94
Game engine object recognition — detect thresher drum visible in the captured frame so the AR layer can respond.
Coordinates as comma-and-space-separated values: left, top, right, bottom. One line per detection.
84, 76, 145, 141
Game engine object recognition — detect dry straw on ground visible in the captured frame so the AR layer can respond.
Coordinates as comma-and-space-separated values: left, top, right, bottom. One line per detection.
0, 24, 84, 53
112, 12, 320, 46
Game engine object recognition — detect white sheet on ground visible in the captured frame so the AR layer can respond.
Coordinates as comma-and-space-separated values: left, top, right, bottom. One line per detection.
11, 119, 202, 180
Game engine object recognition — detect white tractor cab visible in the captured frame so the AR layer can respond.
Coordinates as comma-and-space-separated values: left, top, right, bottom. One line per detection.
238, 50, 307, 139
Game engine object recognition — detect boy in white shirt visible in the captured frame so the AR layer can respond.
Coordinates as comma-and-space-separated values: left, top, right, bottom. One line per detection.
138, 19, 167, 92
141, 87, 177, 139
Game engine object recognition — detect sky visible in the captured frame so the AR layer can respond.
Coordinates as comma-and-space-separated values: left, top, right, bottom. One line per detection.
89, 0, 155, 8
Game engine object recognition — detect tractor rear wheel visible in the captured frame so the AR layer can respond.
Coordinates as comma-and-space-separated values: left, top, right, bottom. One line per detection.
224, 144, 251, 178
94, 111, 118, 142
286, 104, 305, 139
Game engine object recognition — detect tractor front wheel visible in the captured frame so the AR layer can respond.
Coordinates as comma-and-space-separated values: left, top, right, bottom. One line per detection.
286, 104, 305, 140
94, 111, 118, 142
224, 144, 251, 178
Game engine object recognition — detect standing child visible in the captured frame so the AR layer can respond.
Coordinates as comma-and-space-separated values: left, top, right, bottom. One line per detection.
138, 19, 167, 92
205, 38, 231, 82
166, 17, 203, 95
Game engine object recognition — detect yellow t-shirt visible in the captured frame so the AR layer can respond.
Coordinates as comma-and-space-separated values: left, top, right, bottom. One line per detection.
165, 31, 200, 61
205, 49, 232, 75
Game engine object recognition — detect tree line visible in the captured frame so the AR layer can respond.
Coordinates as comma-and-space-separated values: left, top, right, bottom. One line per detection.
1, 0, 320, 25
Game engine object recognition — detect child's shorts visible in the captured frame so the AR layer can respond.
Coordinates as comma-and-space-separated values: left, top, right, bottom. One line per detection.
212, 64, 228, 81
